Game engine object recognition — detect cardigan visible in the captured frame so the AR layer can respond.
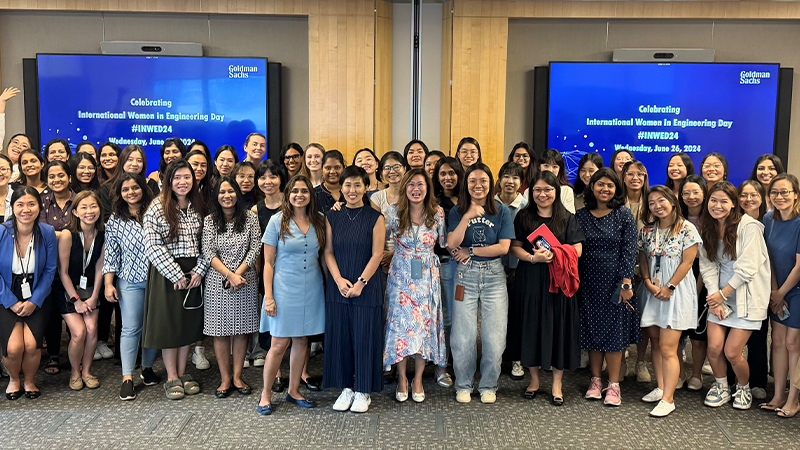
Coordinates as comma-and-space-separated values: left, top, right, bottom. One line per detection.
0, 221, 58, 308
698, 214, 771, 321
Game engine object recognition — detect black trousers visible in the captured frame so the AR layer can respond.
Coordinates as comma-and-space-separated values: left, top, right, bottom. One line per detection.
747, 318, 770, 389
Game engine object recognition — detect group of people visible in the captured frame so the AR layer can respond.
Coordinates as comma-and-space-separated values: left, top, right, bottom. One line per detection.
0, 86, 799, 420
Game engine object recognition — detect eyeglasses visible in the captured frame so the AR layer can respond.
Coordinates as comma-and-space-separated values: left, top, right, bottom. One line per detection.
702, 163, 723, 170
514, 154, 530, 160
770, 190, 795, 198
625, 172, 645, 179
468, 179, 489, 186
532, 188, 555, 195
459, 149, 478, 156
383, 164, 403, 173
739, 193, 761, 200
236, 174, 255, 181
0, 168, 10, 175
284, 154, 301, 161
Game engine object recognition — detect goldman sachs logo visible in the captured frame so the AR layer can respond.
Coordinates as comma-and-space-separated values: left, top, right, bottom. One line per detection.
229, 65, 258, 78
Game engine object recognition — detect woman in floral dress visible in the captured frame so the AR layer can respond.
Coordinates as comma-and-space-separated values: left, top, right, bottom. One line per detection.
383, 168, 447, 403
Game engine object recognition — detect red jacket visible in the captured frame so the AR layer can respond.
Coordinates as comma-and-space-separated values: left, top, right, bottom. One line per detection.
549, 243, 580, 297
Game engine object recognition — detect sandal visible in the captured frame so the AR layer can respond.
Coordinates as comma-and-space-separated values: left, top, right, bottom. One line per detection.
777, 406, 799, 418
759, 401, 783, 411
179, 374, 201, 395
164, 379, 185, 400
44, 357, 60, 375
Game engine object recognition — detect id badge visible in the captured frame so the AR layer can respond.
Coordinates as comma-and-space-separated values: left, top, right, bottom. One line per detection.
411, 257, 423, 279
79, 276, 88, 290
652, 271, 662, 288
21, 280, 32, 300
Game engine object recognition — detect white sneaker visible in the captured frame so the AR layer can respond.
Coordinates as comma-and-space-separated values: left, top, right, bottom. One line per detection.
97, 341, 114, 359
192, 346, 211, 370
732, 385, 752, 410
636, 361, 651, 383
511, 361, 524, 379
350, 392, 371, 413
480, 391, 496, 404
687, 376, 703, 391
751, 387, 767, 400
333, 388, 355, 411
702, 360, 713, 375
253, 355, 265, 367
456, 390, 471, 403
642, 387, 664, 403
243, 359, 251, 369
579, 350, 589, 369
93, 347, 103, 361
704, 382, 731, 407
649, 399, 676, 417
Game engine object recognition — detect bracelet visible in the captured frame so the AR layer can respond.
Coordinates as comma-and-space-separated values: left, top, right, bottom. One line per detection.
224, 269, 230, 279
529, 255, 534, 264
719, 290, 728, 302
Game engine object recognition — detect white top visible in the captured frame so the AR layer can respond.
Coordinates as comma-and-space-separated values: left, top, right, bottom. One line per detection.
370, 189, 395, 252
3, 189, 11, 219
12, 234, 35, 275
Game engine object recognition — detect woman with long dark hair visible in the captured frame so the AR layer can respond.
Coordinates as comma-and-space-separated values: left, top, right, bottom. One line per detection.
508, 171, 584, 406
214, 145, 239, 180
448, 163, 514, 404
424, 150, 446, 181
314, 150, 346, 214
750, 154, 785, 209
609, 149, 633, 180
637, 186, 700, 416
43, 138, 72, 163
57, 190, 105, 391
186, 149, 212, 201
69, 152, 100, 193
279, 143, 305, 179
142, 159, 207, 400
258, 175, 326, 415
5, 133, 32, 183
0, 186, 58, 400
699, 182, 770, 411
353, 148, 381, 192
232, 161, 261, 209
576, 168, 639, 406
96, 142, 121, 184
666, 153, 694, 199
103, 173, 160, 401
455, 137, 481, 169
202, 177, 262, 399
508, 142, 536, 194
403, 140, 428, 169
700, 153, 728, 191
18, 149, 46, 193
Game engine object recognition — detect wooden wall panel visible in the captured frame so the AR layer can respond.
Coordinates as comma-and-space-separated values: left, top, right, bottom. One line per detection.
307, 1, 375, 162
374, 0, 392, 155
450, 15, 507, 173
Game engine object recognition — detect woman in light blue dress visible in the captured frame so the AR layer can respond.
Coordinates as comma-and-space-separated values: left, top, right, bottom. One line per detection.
257, 175, 326, 415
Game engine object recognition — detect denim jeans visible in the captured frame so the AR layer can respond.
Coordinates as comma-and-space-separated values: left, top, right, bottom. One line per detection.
118, 279, 157, 376
440, 257, 456, 349
451, 258, 508, 393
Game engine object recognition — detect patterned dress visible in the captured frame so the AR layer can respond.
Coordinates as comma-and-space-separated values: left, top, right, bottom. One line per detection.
383, 205, 448, 369
201, 211, 262, 337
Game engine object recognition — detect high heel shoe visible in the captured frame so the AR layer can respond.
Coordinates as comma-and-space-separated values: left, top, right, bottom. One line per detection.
396, 381, 409, 402
285, 393, 316, 408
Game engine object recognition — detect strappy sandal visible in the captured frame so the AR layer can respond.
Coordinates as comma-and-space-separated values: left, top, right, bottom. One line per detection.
44, 357, 60, 375
164, 379, 185, 400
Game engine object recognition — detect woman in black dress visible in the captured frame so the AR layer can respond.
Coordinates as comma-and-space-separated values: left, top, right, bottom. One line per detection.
323, 166, 385, 413
509, 171, 584, 405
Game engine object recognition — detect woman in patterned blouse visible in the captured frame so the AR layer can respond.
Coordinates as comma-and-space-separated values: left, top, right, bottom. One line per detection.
103, 173, 160, 401
143, 160, 208, 400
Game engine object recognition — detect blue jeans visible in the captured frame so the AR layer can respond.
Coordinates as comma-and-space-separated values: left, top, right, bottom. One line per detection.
440, 257, 456, 348
118, 279, 157, 376
451, 258, 508, 393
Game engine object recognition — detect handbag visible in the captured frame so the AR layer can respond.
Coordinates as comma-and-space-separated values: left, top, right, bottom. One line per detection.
10, 273, 34, 303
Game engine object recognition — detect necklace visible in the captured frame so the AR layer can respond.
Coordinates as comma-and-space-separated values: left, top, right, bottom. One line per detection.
346, 206, 364, 221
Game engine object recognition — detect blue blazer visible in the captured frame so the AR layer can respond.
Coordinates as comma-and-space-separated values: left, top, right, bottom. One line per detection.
0, 221, 58, 309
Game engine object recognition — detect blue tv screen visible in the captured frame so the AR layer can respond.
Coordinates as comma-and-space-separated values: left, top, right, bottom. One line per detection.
547, 62, 780, 185
37, 54, 268, 166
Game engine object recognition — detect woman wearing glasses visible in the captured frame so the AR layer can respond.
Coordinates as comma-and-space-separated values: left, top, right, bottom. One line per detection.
279, 143, 305, 179
700, 153, 728, 191
455, 137, 482, 170
508, 142, 536, 194
761, 174, 800, 417
371, 152, 408, 290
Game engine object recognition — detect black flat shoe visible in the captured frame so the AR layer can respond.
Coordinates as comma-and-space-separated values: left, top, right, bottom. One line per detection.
551, 395, 564, 406
271, 377, 285, 393
300, 377, 322, 392
24, 390, 41, 399
235, 384, 252, 395
523, 389, 539, 400
5, 390, 23, 400
215, 387, 232, 398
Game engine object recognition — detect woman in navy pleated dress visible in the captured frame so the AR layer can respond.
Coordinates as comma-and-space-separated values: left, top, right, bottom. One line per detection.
323, 166, 385, 413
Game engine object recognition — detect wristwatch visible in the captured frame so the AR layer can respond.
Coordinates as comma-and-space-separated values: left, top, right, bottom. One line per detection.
667, 283, 676, 291
68, 295, 80, 304
358, 277, 368, 285
621, 282, 633, 291
468, 247, 475, 257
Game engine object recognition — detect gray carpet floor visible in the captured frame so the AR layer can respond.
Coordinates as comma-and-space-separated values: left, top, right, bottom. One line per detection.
1, 342, 798, 450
